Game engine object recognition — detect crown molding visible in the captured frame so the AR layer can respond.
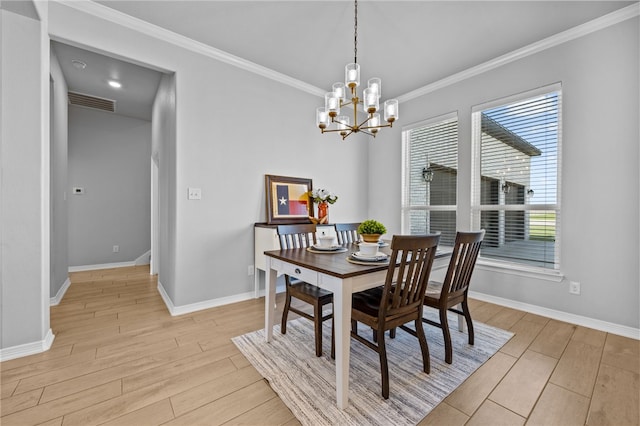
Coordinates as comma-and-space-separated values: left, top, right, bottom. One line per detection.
56, 1, 637, 102
397, 3, 640, 103
55, 0, 326, 97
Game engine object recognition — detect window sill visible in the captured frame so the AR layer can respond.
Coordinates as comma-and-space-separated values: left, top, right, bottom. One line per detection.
476, 258, 564, 282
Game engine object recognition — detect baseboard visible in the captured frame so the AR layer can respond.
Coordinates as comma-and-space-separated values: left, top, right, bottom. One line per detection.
157, 280, 260, 316
68, 261, 136, 272
0, 329, 55, 362
50, 277, 71, 306
254, 285, 286, 299
134, 250, 151, 266
469, 290, 640, 340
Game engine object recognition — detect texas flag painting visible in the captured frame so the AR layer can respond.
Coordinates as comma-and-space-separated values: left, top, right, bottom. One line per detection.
274, 184, 309, 217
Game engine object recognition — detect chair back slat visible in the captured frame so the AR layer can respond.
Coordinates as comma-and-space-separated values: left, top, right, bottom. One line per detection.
379, 234, 440, 322
335, 223, 361, 244
277, 224, 317, 249
443, 231, 485, 297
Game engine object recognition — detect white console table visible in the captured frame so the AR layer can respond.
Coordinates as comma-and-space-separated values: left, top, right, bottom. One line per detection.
253, 223, 336, 298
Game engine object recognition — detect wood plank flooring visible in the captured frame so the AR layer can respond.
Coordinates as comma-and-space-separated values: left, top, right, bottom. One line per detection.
1, 266, 638, 425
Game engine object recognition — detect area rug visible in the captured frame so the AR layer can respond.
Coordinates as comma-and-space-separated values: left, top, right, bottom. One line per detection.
232, 309, 513, 425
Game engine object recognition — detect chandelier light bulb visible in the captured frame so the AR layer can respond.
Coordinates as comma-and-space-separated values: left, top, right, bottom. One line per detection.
369, 113, 380, 133
384, 99, 399, 123
337, 115, 350, 136
325, 92, 340, 117
363, 88, 379, 113
367, 78, 381, 98
316, 107, 329, 129
345, 63, 360, 88
332, 82, 346, 102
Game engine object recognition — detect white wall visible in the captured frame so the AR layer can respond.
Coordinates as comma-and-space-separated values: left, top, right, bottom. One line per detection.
370, 18, 639, 330
0, 8, 51, 351
67, 107, 151, 267
152, 73, 177, 300
49, 47, 69, 298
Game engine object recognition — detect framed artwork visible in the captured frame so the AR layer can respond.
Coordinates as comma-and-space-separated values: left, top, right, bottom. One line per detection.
265, 175, 313, 224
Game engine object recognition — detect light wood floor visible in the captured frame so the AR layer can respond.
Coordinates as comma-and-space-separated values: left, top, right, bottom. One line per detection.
1, 266, 638, 425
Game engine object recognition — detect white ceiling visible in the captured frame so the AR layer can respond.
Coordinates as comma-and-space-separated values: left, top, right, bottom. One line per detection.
53, 1, 635, 120
52, 41, 163, 120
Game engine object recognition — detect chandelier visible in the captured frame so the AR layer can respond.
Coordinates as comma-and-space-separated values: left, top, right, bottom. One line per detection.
315, 0, 398, 140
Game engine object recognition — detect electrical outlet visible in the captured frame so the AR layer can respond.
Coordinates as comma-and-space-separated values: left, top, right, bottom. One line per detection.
569, 281, 580, 295
113, 245, 119, 253
188, 187, 202, 200
248, 265, 254, 276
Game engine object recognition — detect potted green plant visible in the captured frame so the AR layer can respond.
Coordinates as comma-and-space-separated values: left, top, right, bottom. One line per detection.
357, 219, 387, 242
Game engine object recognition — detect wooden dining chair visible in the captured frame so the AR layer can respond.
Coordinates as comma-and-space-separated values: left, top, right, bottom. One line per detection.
350, 234, 440, 399
422, 230, 485, 364
276, 224, 333, 357
334, 222, 361, 244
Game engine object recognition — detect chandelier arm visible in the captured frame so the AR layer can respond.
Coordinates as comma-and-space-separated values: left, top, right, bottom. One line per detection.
360, 122, 393, 131
357, 115, 373, 129
322, 127, 358, 136
341, 129, 355, 140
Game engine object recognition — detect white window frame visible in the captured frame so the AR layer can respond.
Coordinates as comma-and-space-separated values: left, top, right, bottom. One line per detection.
470, 83, 563, 280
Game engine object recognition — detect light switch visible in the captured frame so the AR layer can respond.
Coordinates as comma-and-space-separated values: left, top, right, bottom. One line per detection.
188, 187, 202, 200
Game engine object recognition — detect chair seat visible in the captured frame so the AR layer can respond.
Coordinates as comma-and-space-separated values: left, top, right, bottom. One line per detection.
290, 281, 333, 301
424, 280, 443, 300
352, 287, 385, 317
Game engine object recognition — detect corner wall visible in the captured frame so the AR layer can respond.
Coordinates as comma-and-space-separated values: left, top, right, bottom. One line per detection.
49, 47, 69, 300
0, 8, 52, 355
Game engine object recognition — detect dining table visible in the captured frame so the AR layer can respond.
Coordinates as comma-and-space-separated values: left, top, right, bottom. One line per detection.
263, 241, 449, 409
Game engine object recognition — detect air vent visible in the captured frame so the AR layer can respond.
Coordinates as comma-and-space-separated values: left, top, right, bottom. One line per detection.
68, 91, 116, 113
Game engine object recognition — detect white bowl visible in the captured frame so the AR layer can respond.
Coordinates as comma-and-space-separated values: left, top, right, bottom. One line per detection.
359, 242, 379, 256
318, 235, 334, 248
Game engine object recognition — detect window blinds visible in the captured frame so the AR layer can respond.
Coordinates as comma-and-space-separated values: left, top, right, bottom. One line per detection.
403, 114, 458, 246
472, 87, 561, 269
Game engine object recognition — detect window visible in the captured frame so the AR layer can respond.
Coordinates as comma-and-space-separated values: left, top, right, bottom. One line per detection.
402, 113, 458, 246
471, 84, 561, 269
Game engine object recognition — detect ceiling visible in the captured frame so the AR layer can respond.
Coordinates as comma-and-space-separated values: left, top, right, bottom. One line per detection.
51, 41, 163, 121
53, 1, 635, 121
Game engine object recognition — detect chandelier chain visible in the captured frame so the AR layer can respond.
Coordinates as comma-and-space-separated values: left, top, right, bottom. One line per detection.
353, 0, 358, 63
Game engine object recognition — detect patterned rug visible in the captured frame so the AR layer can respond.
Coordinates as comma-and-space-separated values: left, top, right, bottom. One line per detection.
232, 309, 513, 425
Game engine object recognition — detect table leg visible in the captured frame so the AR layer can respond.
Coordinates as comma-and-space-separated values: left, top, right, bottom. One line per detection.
457, 303, 464, 332
331, 276, 352, 409
264, 258, 277, 342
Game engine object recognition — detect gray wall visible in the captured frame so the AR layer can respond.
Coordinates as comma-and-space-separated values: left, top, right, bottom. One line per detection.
0, 8, 50, 349
68, 107, 151, 267
49, 48, 69, 298
152, 73, 177, 300
369, 17, 639, 330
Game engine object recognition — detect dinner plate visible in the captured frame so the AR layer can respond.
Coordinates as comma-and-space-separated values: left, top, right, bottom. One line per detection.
346, 256, 389, 266
307, 246, 348, 254
311, 244, 343, 251
351, 252, 389, 262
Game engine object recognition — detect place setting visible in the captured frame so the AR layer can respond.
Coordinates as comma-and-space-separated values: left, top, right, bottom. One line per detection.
306, 235, 348, 254
347, 241, 390, 265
